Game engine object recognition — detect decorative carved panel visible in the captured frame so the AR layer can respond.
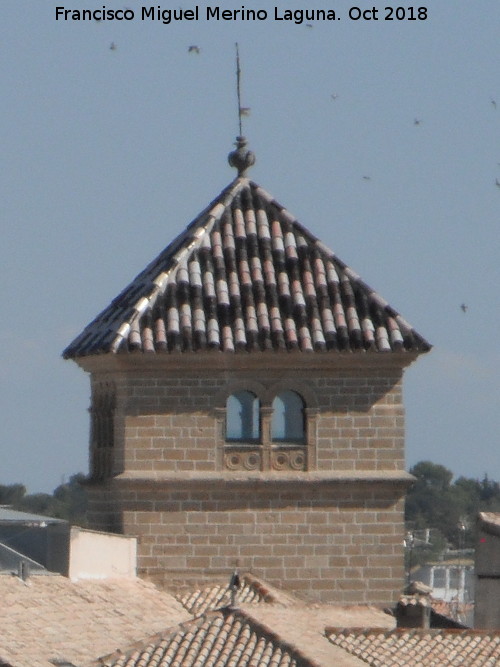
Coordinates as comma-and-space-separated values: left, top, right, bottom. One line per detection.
271, 448, 306, 471
223, 449, 261, 471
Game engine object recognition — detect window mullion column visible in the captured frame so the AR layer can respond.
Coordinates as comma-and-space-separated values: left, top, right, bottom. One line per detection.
214, 407, 227, 470
260, 406, 273, 471
304, 407, 319, 471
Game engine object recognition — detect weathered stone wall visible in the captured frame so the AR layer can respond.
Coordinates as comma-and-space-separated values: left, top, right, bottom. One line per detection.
87, 479, 406, 605
84, 358, 410, 605
99, 365, 404, 476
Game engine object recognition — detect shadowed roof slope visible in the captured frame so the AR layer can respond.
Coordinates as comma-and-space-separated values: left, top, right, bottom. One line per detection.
479, 512, 500, 537
63, 177, 430, 358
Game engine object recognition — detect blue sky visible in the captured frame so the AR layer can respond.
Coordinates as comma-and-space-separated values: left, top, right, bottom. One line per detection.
1, 1, 499, 492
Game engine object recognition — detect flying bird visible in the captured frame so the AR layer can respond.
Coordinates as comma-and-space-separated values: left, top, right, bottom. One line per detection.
306, 23, 313, 28
495, 178, 500, 188
460, 304, 468, 313
109, 42, 117, 50
362, 175, 371, 181
491, 98, 497, 110
239, 107, 251, 117
188, 45, 200, 54
331, 93, 339, 101
414, 118, 422, 125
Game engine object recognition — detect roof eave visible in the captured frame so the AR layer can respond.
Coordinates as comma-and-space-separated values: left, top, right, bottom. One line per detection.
68, 347, 427, 374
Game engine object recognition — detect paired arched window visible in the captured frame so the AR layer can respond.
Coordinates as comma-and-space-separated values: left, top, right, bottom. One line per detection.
226, 391, 260, 441
271, 391, 305, 442
225, 390, 305, 443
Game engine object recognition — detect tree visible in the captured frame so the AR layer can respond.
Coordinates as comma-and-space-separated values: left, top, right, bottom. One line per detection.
0, 483, 26, 506
405, 461, 459, 544
0, 475, 88, 526
406, 461, 500, 552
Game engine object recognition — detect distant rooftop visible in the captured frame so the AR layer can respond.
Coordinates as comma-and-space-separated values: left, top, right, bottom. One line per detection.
2, 571, 497, 666
326, 627, 500, 667
479, 512, 500, 537
0, 507, 66, 525
0, 541, 48, 575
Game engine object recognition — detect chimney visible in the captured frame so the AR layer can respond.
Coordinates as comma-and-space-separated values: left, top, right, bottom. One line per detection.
18, 560, 30, 582
396, 581, 433, 629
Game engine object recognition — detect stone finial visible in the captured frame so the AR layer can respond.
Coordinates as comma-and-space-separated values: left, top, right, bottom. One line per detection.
228, 136, 255, 176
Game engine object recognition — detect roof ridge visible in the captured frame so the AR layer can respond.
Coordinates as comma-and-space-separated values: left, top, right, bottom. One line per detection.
326, 626, 500, 637
62, 178, 246, 359
93, 607, 322, 667
252, 181, 429, 347
225, 607, 324, 667
109, 178, 248, 353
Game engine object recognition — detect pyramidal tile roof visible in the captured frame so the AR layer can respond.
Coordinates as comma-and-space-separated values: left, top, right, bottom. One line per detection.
63, 177, 431, 358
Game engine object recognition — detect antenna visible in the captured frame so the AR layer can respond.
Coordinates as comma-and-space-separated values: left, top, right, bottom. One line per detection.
228, 43, 255, 176
235, 42, 243, 136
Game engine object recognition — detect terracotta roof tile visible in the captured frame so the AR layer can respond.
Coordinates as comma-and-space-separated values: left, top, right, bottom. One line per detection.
0, 575, 190, 667
96, 609, 320, 667
175, 574, 302, 616
325, 628, 500, 666
175, 580, 262, 616
63, 178, 430, 359
479, 512, 500, 537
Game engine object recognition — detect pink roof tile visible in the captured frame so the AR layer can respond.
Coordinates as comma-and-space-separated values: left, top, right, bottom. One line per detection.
63, 178, 430, 358
479, 512, 500, 537
0, 575, 190, 667
175, 578, 263, 616
96, 609, 321, 667
325, 628, 500, 666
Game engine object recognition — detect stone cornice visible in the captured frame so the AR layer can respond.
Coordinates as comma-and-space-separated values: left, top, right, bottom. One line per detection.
86, 469, 415, 488
74, 350, 420, 375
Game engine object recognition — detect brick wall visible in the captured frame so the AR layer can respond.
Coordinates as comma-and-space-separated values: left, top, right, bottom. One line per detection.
87, 478, 406, 605
98, 365, 404, 477
84, 357, 410, 604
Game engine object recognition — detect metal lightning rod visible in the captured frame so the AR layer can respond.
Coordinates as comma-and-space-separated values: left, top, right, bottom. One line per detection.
235, 42, 243, 137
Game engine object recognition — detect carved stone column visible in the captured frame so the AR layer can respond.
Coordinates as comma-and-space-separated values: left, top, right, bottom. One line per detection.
304, 407, 320, 471
260, 406, 274, 471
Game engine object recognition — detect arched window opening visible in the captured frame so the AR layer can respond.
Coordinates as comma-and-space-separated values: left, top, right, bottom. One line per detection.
271, 391, 305, 442
226, 391, 260, 442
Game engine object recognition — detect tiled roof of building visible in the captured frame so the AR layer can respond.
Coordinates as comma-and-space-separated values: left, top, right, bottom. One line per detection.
175, 573, 299, 615
96, 602, 395, 667
240, 603, 392, 666
0, 574, 190, 667
0, 507, 66, 525
171, 575, 390, 665
325, 628, 500, 666
176, 577, 263, 615
479, 511, 500, 537
96, 608, 321, 667
396, 585, 473, 628
63, 177, 430, 359
0, 542, 47, 574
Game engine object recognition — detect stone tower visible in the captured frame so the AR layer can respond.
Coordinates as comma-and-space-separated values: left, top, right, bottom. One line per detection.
64, 139, 430, 604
